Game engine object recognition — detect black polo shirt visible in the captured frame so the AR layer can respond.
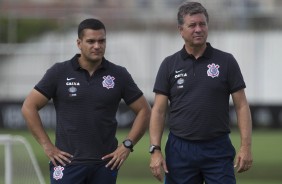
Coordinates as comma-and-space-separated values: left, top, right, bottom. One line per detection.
153, 43, 246, 141
35, 54, 143, 164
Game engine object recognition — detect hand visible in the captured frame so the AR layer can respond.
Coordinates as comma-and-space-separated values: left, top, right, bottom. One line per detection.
234, 145, 253, 173
150, 151, 168, 182
43, 143, 73, 167
102, 145, 130, 170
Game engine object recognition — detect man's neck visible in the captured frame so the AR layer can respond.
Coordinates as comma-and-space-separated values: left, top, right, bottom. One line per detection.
185, 43, 207, 59
78, 56, 102, 76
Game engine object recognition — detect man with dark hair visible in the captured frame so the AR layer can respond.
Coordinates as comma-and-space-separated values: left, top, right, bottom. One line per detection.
149, 2, 253, 184
22, 18, 151, 184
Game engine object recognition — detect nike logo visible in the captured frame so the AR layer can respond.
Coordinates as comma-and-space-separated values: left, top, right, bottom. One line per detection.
66, 77, 75, 81
175, 69, 183, 73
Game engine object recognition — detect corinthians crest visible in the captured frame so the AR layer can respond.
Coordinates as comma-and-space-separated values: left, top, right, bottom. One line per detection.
53, 166, 64, 180
207, 63, 220, 78
102, 75, 115, 89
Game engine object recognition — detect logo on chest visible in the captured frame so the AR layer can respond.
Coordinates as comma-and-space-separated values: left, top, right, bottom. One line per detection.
207, 63, 220, 78
102, 75, 115, 89
66, 77, 80, 97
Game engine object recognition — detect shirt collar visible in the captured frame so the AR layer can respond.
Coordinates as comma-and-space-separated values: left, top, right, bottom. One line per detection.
180, 42, 213, 60
71, 54, 109, 70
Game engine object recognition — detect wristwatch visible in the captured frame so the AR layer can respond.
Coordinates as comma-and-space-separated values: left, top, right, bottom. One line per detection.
122, 139, 134, 152
149, 145, 161, 154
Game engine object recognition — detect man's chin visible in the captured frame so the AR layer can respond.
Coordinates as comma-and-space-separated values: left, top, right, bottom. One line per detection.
89, 55, 103, 62
192, 42, 206, 48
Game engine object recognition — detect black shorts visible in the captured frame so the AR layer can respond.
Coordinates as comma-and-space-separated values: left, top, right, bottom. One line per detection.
49, 162, 118, 184
165, 132, 236, 184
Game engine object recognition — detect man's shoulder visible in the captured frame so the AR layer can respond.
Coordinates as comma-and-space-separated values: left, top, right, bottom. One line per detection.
103, 58, 127, 72
50, 60, 72, 70
209, 44, 233, 58
44, 59, 73, 77
208, 46, 238, 66
163, 50, 182, 63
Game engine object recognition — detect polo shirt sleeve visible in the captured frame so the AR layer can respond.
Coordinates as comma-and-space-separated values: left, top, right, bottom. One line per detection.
227, 54, 246, 94
153, 58, 170, 97
120, 67, 143, 105
34, 63, 59, 100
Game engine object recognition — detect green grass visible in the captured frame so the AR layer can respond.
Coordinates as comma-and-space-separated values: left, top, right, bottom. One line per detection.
0, 129, 282, 184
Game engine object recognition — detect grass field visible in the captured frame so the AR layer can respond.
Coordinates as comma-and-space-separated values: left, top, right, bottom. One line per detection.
0, 129, 282, 184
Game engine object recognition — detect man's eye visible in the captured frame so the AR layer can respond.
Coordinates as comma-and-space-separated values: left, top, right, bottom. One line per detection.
98, 40, 105, 44
200, 22, 206, 26
188, 24, 196, 28
87, 40, 95, 44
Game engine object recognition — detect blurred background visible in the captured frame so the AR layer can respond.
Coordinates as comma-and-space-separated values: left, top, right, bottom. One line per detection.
1, 0, 282, 129
0, 0, 282, 184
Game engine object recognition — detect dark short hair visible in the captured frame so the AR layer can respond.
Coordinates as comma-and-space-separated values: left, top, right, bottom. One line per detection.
177, 1, 209, 26
77, 18, 106, 39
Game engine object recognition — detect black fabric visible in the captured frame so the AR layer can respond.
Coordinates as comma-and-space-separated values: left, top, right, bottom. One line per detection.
153, 43, 246, 140
35, 54, 143, 164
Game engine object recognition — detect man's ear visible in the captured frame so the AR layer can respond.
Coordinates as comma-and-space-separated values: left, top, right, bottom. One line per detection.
77, 39, 81, 50
178, 25, 184, 36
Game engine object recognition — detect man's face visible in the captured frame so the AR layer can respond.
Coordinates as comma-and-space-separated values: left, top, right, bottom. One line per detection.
178, 13, 208, 48
77, 29, 106, 63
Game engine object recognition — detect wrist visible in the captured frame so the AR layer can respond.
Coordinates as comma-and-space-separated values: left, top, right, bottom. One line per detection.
122, 139, 134, 152
149, 145, 161, 154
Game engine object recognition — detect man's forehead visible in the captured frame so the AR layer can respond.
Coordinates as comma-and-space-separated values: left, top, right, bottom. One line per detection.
184, 14, 207, 22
